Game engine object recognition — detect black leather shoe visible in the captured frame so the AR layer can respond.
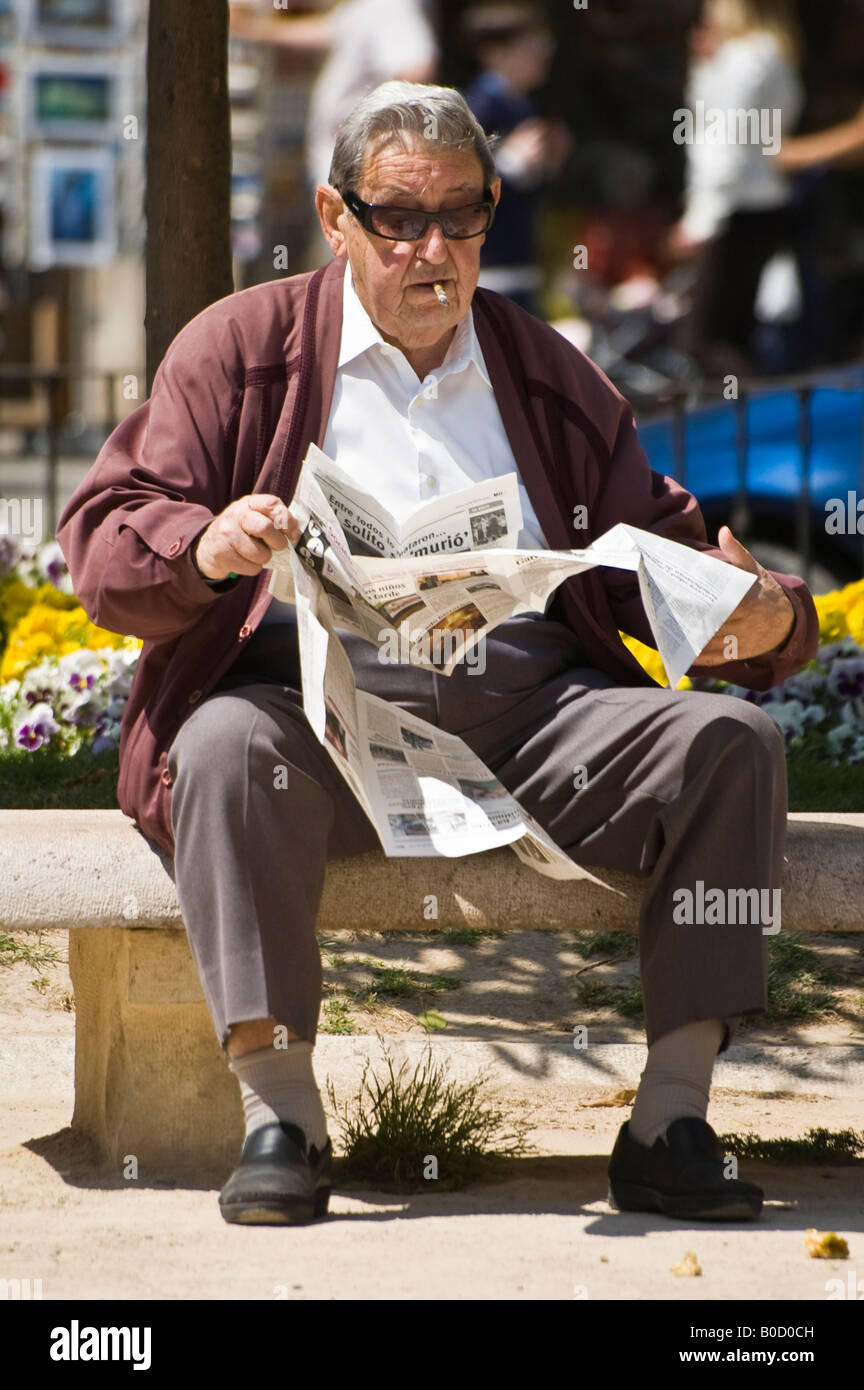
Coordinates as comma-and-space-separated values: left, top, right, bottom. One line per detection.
218, 1122, 332, 1226
607, 1117, 763, 1221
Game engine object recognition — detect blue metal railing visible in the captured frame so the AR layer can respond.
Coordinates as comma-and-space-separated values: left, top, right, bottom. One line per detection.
635, 364, 864, 587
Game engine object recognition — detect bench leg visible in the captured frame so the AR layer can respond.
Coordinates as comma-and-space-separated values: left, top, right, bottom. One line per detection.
69, 927, 243, 1179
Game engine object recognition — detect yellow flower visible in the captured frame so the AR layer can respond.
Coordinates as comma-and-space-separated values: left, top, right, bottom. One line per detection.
845, 594, 864, 647
0, 578, 80, 656
0, 578, 38, 638
0, 603, 131, 682
619, 633, 692, 690
815, 577, 864, 644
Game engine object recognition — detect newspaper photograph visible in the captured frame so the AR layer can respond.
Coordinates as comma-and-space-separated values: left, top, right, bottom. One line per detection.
264, 450, 758, 688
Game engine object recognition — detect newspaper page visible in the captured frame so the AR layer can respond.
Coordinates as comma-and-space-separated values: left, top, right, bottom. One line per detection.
306, 442, 524, 557
271, 457, 759, 879
289, 545, 610, 883
265, 454, 757, 688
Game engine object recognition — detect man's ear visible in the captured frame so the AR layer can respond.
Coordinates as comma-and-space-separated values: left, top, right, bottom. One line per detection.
315, 184, 348, 255
490, 176, 502, 207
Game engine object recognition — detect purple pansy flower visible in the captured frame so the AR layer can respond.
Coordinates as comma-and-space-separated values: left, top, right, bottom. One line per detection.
68, 671, 95, 693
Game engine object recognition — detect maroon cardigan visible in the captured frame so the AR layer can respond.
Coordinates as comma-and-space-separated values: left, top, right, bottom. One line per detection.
56, 256, 819, 857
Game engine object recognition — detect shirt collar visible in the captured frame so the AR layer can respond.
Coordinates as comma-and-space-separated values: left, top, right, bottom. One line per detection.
339, 261, 492, 388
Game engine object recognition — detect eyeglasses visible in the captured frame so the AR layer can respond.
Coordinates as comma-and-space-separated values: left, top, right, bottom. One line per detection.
340, 188, 496, 241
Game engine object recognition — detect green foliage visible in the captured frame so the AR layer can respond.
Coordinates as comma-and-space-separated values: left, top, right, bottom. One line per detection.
576, 979, 644, 1018
327, 1037, 531, 1191
786, 743, 864, 812
0, 747, 120, 809
570, 930, 636, 961
361, 961, 461, 998
417, 1008, 448, 1032
321, 997, 356, 1035
438, 926, 503, 946
0, 932, 61, 969
718, 1127, 864, 1163
766, 931, 837, 1020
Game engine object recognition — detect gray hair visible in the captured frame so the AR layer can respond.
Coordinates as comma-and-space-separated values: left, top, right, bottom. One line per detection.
328, 81, 498, 192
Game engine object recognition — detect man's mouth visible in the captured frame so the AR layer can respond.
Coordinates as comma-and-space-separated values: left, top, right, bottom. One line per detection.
409, 279, 453, 305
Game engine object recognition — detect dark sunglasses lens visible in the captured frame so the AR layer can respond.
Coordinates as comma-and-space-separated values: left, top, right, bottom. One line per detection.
370, 203, 492, 240
371, 209, 427, 239
440, 204, 492, 238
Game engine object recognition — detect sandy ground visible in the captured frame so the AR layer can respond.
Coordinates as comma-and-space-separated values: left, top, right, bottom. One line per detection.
2, 930, 863, 1301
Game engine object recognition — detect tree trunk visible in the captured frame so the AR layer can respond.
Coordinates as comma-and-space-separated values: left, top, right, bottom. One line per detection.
145, 0, 233, 392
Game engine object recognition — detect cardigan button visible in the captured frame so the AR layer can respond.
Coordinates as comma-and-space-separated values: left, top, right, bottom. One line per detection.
188, 689, 202, 704
238, 623, 252, 639
160, 768, 173, 786
167, 540, 181, 556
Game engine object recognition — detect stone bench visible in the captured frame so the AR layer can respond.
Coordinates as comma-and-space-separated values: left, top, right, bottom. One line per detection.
2, 808, 862, 1178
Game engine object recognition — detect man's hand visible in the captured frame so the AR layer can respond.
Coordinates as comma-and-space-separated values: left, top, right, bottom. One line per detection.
694, 526, 796, 665
194, 495, 300, 582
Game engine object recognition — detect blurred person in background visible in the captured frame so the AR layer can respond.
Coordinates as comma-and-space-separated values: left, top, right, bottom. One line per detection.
668, 0, 805, 375
461, 4, 570, 316
230, 0, 438, 190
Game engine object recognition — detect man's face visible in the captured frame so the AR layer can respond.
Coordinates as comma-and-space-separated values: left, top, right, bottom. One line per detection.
317, 136, 500, 361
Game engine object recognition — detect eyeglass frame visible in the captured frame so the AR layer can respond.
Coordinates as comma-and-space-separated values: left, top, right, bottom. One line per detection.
339, 187, 497, 242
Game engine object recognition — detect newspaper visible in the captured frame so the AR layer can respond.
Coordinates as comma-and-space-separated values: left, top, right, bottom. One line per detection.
265, 449, 757, 689
288, 542, 608, 882
305, 443, 523, 557
260, 448, 757, 881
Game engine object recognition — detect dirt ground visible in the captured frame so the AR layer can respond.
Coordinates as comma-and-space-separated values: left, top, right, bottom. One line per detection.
2, 929, 863, 1300
3, 924, 864, 1044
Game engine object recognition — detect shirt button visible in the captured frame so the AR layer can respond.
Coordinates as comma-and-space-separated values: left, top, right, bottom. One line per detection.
425, 474, 437, 488
188, 689, 202, 704
167, 540, 181, 556
160, 768, 173, 786
238, 624, 252, 639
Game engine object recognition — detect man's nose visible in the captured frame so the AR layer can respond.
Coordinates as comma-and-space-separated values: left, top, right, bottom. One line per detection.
415, 218, 449, 261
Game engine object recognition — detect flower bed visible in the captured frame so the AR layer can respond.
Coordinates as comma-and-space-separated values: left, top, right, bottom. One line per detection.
0, 536, 140, 757
621, 578, 864, 765
1, 536, 863, 770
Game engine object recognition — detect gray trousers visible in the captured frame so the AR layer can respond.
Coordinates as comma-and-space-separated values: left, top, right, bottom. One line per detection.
158, 613, 786, 1053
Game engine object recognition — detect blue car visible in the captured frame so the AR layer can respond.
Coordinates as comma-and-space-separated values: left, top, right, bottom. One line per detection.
636, 368, 864, 593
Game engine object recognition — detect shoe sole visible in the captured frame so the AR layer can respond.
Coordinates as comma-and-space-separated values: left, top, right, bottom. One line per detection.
219, 1186, 331, 1227
608, 1182, 761, 1222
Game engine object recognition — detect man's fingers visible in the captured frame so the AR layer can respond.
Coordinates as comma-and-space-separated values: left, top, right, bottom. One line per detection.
244, 495, 298, 546
718, 525, 761, 574
225, 526, 273, 567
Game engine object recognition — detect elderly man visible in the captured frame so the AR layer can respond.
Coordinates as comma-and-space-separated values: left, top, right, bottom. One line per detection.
57, 82, 817, 1228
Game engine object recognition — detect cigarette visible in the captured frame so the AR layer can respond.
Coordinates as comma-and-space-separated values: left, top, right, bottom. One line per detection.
433, 281, 449, 306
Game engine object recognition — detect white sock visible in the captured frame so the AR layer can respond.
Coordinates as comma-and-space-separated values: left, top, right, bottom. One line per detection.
228, 1040, 328, 1150
628, 1019, 725, 1148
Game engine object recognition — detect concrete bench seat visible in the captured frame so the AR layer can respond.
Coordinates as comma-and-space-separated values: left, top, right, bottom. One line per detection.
2, 808, 862, 1178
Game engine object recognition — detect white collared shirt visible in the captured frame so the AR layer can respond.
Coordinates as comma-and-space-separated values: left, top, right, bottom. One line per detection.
261, 264, 547, 627
322, 263, 548, 552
